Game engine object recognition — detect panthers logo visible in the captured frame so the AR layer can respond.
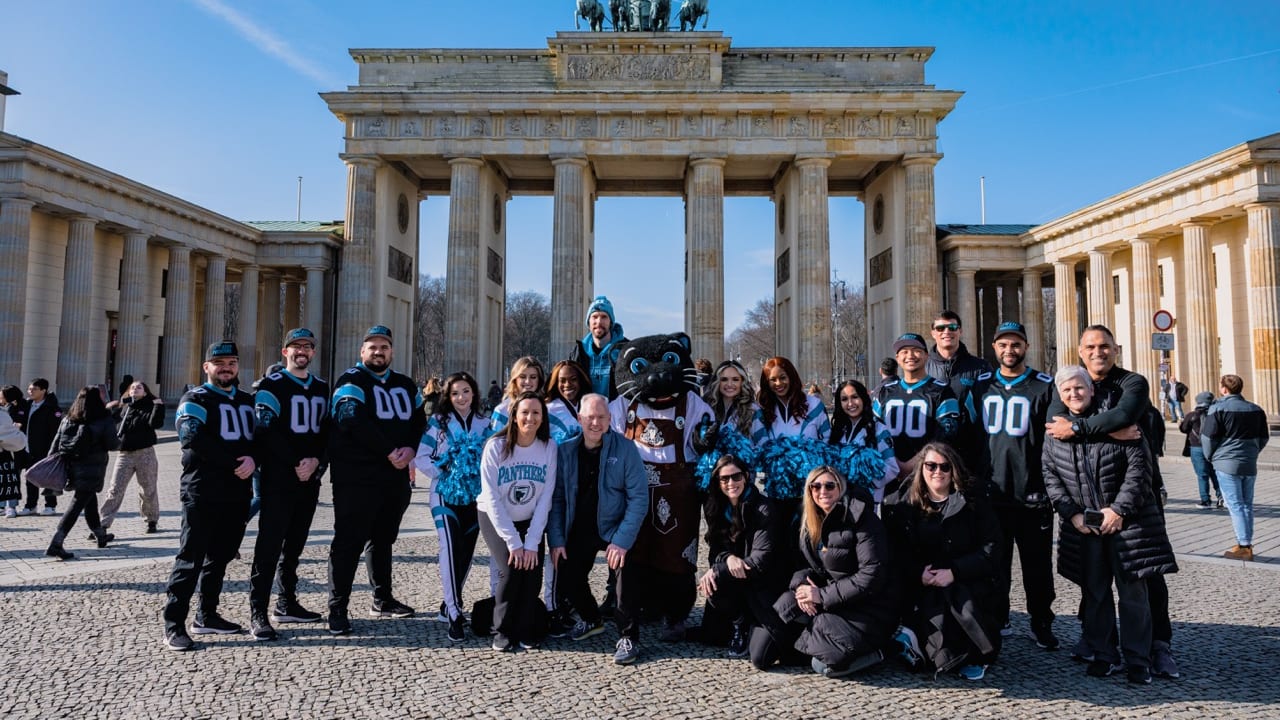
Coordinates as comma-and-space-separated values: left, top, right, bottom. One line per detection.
613, 333, 699, 405
506, 482, 535, 506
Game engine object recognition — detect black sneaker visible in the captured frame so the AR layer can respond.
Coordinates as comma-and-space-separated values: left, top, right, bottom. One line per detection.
164, 627, 194, 652
727, 623, 749, 658
191, 613, 243, 635
1086, 660, 1121, 678
1127, 665, 1152, 685
146, 522, 158, 534
272, 601, 323, 624
570, 619, 605, 642
251, 613, 278, 641
369, 598, 415, 619
96, 532, 115, 549
328, 608, 351, 636
1030, 622, 1060, 650
546, 610, 575, 639
448, 616, 466, 643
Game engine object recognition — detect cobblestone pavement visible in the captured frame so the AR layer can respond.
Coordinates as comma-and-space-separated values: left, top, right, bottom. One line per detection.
1, 430, 1277, 719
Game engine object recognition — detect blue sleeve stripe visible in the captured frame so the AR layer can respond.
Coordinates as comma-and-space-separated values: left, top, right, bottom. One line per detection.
937, 398, 960, 419
255, 390, 281, 416
871, 399, 883, 419
332, 385, 365, 406
177, 401, 206, 424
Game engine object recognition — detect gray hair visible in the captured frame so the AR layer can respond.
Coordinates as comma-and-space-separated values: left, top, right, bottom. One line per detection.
1054, 365, 1092, 390
579, 393, 610, 413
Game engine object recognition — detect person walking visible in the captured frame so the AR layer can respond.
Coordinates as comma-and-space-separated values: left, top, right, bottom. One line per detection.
1179, 392, 1222, 508
1167, 377, 1187, 422
1202, 374, 1270, 561
99, 380, 165, 534
0, 392, 27, 517
45, 387, 120, 560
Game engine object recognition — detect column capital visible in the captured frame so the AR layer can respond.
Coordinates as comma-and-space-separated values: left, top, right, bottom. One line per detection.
794, 154, 834, 169
550, 154, 589, 168
1087, 247, 1114, 258
167, 243, 192, 258
688, 155, 727, 168
0, 197, 36, 210
1244, 201, 1280, 212
123, 228, 151, 241
1180, 219, 1216, 230
67, 214, 98, 227
901, 152, 943, 168
446, 155, 485, 168
954, 269, 977, 279
340, 154, 383, 168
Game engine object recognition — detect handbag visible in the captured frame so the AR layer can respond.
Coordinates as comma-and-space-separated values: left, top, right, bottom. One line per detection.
26, 453, 69, 491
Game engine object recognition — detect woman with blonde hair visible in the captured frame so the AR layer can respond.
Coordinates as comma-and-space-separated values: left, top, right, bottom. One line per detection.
491, 357, 546, 435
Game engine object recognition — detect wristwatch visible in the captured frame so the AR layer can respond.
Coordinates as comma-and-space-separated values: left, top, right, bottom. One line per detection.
1070, 422, 1082, 435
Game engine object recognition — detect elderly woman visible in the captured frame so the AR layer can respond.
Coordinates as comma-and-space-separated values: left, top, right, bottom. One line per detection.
883, 443, 1002, 681
755, 466, 895, 678
1042, 365, 1176, 686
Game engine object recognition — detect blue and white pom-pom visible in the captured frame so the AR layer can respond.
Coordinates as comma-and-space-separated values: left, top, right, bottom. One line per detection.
758, 434, 830, 500
433, 432, 488, 505
829, 443, 886, 494
694, 425, 758, 491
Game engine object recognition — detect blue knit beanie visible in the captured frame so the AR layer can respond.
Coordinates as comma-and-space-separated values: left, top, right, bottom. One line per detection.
585, 296, 615, 327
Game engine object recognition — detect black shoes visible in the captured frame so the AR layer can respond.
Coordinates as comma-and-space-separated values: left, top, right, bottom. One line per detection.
369, 598, 415, 619
727, 623, 749, 658
45, 543, 74, 561
146, 521, 158, 534
251, 612, 278, 641
1030, 622, 1060, 650
191, 613, 243, 635
546, 609, 575, 639
448, 616, 467, 643
164, 627, 194, 652
1086, 660, 1121, 678
1127, 665, 1152, 685
96, 532, 115, 549
328, 608, 352, 636
272, 601, 323, 624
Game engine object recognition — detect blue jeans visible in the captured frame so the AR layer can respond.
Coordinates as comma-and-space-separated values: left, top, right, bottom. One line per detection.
247, 471, 262, 520
1216, 472, 1256, 546
1188, 447, 1219, 503
1169, 401, 1184, 421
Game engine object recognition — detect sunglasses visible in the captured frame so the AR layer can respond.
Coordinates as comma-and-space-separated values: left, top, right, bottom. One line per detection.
933, 323, 960, 332
923, 461, 953, 473
809, 480, 840, 492
718, 471, 747, 484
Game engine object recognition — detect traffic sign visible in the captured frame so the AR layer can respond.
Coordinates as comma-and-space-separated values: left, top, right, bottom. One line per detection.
1153, 310, 1175, 332
1151, 332, 1175, 351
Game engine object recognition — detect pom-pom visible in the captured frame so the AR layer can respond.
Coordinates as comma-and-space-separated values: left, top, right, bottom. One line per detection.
694, 425, 759, 491
434, 431, 489, 505
831, 443, 886, 494
758, 434, 830, 500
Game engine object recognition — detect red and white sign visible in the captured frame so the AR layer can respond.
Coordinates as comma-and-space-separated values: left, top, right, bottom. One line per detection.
1152, 310, 1175, 332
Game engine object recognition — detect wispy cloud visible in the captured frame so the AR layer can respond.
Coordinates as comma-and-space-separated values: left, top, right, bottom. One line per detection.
190, 0, 341, 88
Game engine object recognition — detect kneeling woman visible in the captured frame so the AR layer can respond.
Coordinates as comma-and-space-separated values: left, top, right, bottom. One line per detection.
755, 467, 895, 678
477, 392, 558, 651
882, 443, 1002, 681
697, 454, 785, 658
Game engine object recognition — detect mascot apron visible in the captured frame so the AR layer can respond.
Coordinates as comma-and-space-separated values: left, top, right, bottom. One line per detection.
623, 396, 699, 576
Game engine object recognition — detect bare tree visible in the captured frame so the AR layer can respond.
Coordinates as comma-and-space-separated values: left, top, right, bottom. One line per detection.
504, 290, 551, 370
413, 274, 446, 382
726, 297, 776, 378
832, 284, 868, 383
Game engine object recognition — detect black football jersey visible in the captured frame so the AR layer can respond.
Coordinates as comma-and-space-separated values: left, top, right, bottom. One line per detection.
176, 383, 256, 502
254, 370, 330, 479
872, 376, 960, 463
328, 362, 427, 475
978, 368, 1054, 501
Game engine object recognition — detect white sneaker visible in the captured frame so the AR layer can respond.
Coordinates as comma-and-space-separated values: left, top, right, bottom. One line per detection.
15, 507, 34, 516
3, 507, 15, 518
41, 506, 57, 516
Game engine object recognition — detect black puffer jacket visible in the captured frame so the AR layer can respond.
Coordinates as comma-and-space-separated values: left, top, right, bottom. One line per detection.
116, 396, 165, 451
53, 416, 120, 492
704, 489, 784, 589
1042, 415, 1177, 585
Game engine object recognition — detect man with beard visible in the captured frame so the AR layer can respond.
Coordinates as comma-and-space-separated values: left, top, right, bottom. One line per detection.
569, 296, 628, 400
325, 325, 426, 636
874, 333, 960, 489
974, 322, 1058, 649
248, 328, 330, 641
163, 342, 257, 651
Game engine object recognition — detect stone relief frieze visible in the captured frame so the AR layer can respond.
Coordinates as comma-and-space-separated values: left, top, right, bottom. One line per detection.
437, 117, 457, 136
611, 118, 631, 137
788, 117, 809, 137
683, 115, 701, 136
471, 118, 489, 136
646, 118, 667, 136
543, 118, 561, 137
506, 117, 524, 135
576, 117, 597, 137
565, 54, 711, 83
400, 119, 421, 137
856, 116, 879, 137
365, 118, 387, 137
895, 117, 915, 136
822, 117, 843, 137
752, 116, 771, 137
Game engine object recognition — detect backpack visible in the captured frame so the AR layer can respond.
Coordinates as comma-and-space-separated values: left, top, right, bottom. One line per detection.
1175, 382, 1188, 402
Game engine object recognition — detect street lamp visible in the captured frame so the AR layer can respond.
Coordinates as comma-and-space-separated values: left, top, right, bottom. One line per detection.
831, 270, 849, 386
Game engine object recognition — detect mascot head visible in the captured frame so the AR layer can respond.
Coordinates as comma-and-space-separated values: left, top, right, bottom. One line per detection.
614, 332, 698, 407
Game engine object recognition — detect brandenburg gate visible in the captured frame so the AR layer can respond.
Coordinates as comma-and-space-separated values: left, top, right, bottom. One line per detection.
322, 32, 960, 385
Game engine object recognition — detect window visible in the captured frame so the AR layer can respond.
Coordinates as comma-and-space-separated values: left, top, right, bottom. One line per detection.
1112, 275, 1120, 305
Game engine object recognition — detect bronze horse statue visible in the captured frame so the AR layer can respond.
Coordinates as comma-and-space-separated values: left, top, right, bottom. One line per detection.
576, 0, 606, 31
678, 0, 708, 31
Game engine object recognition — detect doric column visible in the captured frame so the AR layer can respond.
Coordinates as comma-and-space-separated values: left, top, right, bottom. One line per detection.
57, 216, 98, 390
260, 273, 282, 361
444, 157, 484, 375
1001, 278, 1020, 324
283, 280, 301, 329
1086, 249, 1114, 329
202, 255, 226, 349
794, 156, 832, 385
0, 198, 35, 383
1245, 202, 1280, 421
1022, 268, 1044, 370
685, 156, 726, 361
550, 156, 590, 362
115, 230, 151, 384
1129, 237, 1159, 403
1054, 260, 1079, 370
903, 153, 943, 336
954, 270, 977, 349
1181, 221, 1218, 396
161, 245, 193, 402
304, 267, 325, 340
236, 265, 260, 378
335, 157, 380, 359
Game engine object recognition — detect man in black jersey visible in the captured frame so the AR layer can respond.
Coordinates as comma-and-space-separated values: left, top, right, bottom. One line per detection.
974, 322, 1058, 650
326, 325, 427, 636
1045, 325, 1179, 680
248, 328, 330, 641
163, 342, 257, 652
873, 333, 960, 487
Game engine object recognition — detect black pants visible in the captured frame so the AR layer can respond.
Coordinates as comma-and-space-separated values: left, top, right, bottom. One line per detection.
701, 577, 781, 645
23, 478, 57, 510
635, 563, 696, 627
1080, 535, 1151, 668
54, 485, 101, 540
327, 476, 412, 612
432, 496, 480, 621
249, 474, 320, 613
479, 514, 543, 646
163, 494, 250, 631
560, 529, 641, 640
994, 503, 1056, 627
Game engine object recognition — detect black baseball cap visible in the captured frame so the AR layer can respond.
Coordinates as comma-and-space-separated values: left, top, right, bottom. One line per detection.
206, 341, 238, 361
283, 328, 316, 348
892, 333, 927, 353
364, 325, 393, 344
993, 321, 1028, 342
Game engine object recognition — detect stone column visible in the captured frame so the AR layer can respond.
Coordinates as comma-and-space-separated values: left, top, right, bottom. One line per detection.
304, 267, 326, 340
115, 230, 151, 385
903, 153, 943, 336
1054, 260, 1079, 370
161, 245, 192, 402
202, 255, 227, 348
445, 157, 484, 375
1022, 268, 1044, 370
954, 270, 977, 349
1181, 221, 1218, 397
1086, 249, 1114, 329
335, 157, 380, 359
236, 266, 260, 378
283, 280, 301, 329
550, 156, 590, 362
795, 156, 832, 385
0, 198, 35, 383
1245, 202, 1280, 421
260, 273, 282, 362
1129, 237, 1159, 403
57, 216, 98, 390
685, 156, 726, 361
1001, 278, 1020, 324
980, 283, 999, 357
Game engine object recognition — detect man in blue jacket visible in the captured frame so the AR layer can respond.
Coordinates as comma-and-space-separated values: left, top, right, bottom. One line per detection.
548, 393, 649, 665
568, 296, 627, 400
1202, 374, 1270, 562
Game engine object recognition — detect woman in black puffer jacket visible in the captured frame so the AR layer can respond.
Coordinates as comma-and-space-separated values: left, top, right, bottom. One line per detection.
100, 380, 165, 534
1043, 366, 1176, 685
756, 466, 896, 678
45, 387, 120, 560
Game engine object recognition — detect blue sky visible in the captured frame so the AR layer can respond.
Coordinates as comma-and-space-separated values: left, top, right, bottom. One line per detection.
4, 0, 1278, 338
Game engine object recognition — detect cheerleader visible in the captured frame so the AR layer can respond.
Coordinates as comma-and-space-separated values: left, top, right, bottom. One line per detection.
491, 357, 546, 435
829, 380, 899, 503
545, 361, 589, 443
705, 360, 758, 437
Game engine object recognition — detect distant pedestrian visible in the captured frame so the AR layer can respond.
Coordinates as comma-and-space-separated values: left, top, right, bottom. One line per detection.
1202, 375, 1270, 561
100, 381, 165, 534
45, 386, 120, 560
19, 378, 62, 516
1166, 376, 1187, 422
0, 409, 26, 517
485, 379, 502, 413
878, 357, 898, 389
1179, 392, 1221, 508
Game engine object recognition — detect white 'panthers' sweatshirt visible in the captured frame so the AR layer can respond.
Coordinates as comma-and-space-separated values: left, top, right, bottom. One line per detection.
477, 436, 558, 552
